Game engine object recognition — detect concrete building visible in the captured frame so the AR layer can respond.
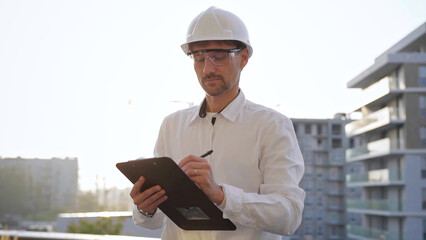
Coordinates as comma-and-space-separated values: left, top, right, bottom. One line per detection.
0, 157, 78, 210
291, 114, 349, 240
345, 22, 426, 240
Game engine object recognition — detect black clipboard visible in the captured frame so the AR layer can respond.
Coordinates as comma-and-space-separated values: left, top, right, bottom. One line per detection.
116, 157, 236, 231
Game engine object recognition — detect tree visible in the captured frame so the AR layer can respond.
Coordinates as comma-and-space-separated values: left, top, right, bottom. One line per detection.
75, 191, 100, 212
67, 217, 124, 235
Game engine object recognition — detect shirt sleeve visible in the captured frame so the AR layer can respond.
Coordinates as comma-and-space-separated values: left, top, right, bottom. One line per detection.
132, 205, 166, 230
220, 117, 306, 236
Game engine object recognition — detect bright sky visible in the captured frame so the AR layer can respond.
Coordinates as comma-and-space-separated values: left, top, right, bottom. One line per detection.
1, 0, 425, 191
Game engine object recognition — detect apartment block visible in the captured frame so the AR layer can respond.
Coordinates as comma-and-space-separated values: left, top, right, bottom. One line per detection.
291, 114, 349, 240
345, 22, 426, 240
0, 157, 78, 210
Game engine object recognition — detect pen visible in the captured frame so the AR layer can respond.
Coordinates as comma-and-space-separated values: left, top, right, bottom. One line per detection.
200, 150, 213, 158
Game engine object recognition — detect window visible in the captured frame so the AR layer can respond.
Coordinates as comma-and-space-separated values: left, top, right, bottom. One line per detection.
332, 138, 342, 148
332, 124, 341, 135
316, 168, 324, 178
304, 211, 313, 221
305, 124, 311, 134
317, 124, 322, 135
422, 158, 426, 179
419, 66, 426, 86
305, 165, 313, 176
422, 188, 426, 210
304, 181, 313, 191
329, 168, 340, 179
293, 123, 298, 134
303, 152, 313, 163
317, 139, 323, 149
349, 213, 357, 222
315, 153, 324, 165
423, 219, 426, 240
317, 225, 323, 236
305, 195, 313, 206
317, 197, 323, 206
316, 181, 324, 192
421, 127, 426, 147
317, 211, 323, 221
420, 95, 426, 117
349, 138, 355, 148
331, 225, 342, 236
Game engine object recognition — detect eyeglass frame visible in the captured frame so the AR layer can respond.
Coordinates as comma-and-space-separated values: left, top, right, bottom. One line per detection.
187, 48, 244, 66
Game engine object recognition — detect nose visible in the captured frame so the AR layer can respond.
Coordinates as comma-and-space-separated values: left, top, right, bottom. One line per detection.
203, 57, 216, 74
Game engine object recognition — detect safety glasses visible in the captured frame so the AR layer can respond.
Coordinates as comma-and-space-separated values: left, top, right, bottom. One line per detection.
187, 48, 243, 66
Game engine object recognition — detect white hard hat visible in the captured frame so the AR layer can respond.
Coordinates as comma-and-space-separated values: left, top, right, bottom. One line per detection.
181, 6, 253, 58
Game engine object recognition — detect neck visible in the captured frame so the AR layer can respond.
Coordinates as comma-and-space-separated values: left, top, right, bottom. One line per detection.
205, 87, 239, 113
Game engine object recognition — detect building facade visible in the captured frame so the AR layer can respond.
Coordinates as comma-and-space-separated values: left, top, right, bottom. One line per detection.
0, 157, 78, 211
291, 114, 349, 240
345, 22, 426, 240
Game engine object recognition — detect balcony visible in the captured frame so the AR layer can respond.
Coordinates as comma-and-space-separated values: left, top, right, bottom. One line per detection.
346, 138, 390, 159
345, 107, 404, 137
346, 199, 404, 212
354, 76, 404, 111
346, 137, 405, 161
346, 168, 404, 186
347, 224, 404, 240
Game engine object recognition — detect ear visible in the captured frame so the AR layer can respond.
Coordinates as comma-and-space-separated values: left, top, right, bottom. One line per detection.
239, 48, 249, 69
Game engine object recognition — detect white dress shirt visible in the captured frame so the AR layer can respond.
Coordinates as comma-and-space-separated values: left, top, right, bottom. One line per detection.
133, 91, 305, 240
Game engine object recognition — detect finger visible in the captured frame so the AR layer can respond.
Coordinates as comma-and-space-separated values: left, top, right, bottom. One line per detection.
180, 162, 206, 173
132, 184, 160, 206
145, 192, 168, 211
178, 155, 193, 168
182, 166, 202, 177
130, 176, 145, 198
178, 155, 205, 167
134, 186, 162, 208
139, 185, 163, 201
137, 189, 168, 213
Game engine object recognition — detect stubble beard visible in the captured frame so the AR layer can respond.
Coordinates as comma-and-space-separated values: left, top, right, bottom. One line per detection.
200, 74, 231, 96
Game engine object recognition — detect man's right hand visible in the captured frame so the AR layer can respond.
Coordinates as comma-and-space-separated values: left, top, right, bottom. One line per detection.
130, 176, 168, 215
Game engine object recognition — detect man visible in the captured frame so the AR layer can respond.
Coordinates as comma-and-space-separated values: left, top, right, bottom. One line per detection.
130, 6, 305, 240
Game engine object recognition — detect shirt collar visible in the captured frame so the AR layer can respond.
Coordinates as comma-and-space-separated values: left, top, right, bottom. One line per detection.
190, 89, 246, 125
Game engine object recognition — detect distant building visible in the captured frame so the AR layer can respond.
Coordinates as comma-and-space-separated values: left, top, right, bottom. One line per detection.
345, 22, 426, 240
0, 157, 78, 210
291, 114, 350, 240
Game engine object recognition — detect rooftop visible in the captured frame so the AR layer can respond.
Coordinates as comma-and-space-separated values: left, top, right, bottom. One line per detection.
347, 22, 426, 89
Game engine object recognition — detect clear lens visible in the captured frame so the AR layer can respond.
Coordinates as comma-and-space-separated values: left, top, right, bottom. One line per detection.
189, 48, 242, 66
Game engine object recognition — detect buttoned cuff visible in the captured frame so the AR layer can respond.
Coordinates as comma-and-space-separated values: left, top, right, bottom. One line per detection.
133, 205, 162, 222
216, 184, 226, 211
219, 183, 243, 219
